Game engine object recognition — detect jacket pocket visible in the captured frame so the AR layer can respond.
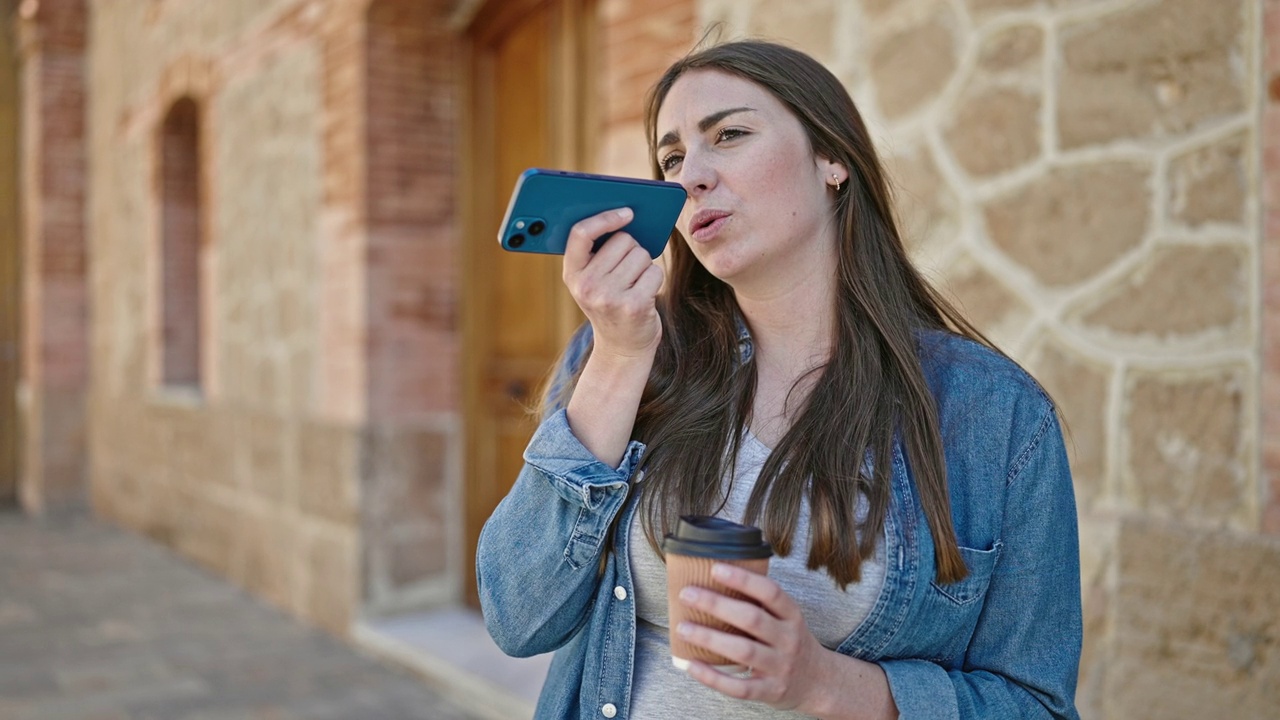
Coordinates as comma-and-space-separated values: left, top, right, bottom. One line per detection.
930, 542, 1002, 606
915, 542, 1002, 664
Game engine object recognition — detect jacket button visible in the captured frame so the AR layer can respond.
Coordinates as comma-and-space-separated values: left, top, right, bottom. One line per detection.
613, 586, 627, 601
602, 703, 617, 718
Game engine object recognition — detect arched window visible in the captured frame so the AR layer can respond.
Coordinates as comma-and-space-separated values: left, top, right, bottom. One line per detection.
160, 97, 201, 391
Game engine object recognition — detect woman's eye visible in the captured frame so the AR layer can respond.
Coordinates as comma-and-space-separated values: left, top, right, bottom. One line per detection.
659, 153, 683, 172
717, 127, 747, 142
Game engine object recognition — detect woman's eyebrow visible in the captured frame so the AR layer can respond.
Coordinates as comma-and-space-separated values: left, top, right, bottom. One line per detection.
656, 106, 757, 150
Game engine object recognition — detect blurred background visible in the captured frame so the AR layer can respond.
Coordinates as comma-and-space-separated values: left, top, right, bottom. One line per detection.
0, 0, 1277, 718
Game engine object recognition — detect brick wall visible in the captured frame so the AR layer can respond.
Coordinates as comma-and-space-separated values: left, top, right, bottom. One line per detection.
159, 97, 201, 390
360, 0, 461, 615
86, 0, 467, 633
17, 0, 87, 511
365, 0, 459, 419
596, 0, 695, 176
601, 0, 696, 127
316, 0, 367, 427
1, 4, 21, 502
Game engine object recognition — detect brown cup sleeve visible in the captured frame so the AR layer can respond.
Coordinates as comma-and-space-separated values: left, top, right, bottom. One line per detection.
666, 553, 770, 668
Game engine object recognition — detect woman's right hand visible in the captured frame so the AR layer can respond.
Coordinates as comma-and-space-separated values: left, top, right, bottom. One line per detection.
563, 207, 665, 360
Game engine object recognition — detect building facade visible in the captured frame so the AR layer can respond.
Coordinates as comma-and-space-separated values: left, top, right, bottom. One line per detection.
2, 0, 1278, 716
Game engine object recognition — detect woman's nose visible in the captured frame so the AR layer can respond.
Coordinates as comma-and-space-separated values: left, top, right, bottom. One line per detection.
678, 151, 716, 195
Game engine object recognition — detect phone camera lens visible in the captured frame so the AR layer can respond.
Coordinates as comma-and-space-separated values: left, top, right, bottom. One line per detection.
528, 220, 545, 236
509, 234, 525, 248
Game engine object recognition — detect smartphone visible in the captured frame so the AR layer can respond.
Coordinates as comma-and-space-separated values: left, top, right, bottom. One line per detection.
498, 168, 687, 258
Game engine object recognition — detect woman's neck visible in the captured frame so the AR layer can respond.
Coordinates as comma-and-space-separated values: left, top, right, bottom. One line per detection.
734, 279, 835, 447
734, 270, 836, 380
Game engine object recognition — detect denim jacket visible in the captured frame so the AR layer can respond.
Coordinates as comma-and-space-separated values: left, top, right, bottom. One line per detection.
477, 324, 1082, 720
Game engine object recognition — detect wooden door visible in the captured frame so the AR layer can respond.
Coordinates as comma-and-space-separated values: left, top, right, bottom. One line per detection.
462, 0, 592, 606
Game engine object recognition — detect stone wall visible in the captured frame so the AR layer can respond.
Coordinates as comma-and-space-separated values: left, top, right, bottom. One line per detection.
86, 0, 385, 636
697, 0, 1279, 716
1262, 0, 1280, 534
86, 0, 464, 633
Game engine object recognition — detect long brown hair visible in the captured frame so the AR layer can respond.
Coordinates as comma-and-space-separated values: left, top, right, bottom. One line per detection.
556, 41, 989, 585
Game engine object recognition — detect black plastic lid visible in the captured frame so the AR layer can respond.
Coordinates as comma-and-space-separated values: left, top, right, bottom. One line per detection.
662, 515, 773, 560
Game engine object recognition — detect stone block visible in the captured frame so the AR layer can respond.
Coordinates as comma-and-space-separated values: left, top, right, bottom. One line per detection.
36, 386, 87, 507
888, 143, 959, 258
964, 0, 1039, 18
139, 480, 179, 547
231, 507, 297, 612
361, 425, 449, 532
1074, 244, 1248, 342
159, 403, 236, 490
861, 0, 894, 17
304, 527, 356, 637
948, 22, 1044, 191
1027, 336, 1109, 509
746, 0, 836, 65
1169, 132, 1248, 228
945, 87, 1040, 177
1058, 0, 1246, 149
869, 9, 959, 119
361, 424, 452, 595
213, 43, 321, 410
90, 465, 135, 530
297, 420, 359, 525
977, 24, 1042, 71
1107, 518, 1280, 718
1123, 366, 1248, 522
171, 488, 236, 578
942, 254, 1032, 349
243, 411, 296, 505
1075, 514, 1118, 718
388, 530, 446, 589
984, 162, 1149, 287
144, 403, 189, 480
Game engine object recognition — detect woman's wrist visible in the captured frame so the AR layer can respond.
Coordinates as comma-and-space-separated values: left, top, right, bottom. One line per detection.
564, 348, 655, 468
576, 344, 655, 396
800, 651, 898, 720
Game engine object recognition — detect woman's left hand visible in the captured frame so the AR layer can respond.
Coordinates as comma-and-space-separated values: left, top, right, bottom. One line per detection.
675, 562, 832, 713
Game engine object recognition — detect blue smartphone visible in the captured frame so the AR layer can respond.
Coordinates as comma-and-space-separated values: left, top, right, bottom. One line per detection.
498, 168, 687, 258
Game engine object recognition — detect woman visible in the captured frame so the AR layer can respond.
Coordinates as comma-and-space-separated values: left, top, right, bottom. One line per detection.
477, 40, 1081, 720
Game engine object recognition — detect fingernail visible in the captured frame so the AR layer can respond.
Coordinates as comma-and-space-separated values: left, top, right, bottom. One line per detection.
679, 587, 698, 603
617, 207, 634, 220
711, 564, 731, 580
677, 622, 693, 637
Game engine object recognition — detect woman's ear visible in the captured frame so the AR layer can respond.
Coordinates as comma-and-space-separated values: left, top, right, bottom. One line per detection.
821, 158, 849, 191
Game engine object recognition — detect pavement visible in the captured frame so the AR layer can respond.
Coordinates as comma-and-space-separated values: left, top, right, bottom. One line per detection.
0, 508, 485, 720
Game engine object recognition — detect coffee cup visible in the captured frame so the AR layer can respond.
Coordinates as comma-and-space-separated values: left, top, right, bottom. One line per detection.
663, 515, 773, 671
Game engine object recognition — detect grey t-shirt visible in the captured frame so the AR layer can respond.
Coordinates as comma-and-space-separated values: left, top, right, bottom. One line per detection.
627, 432, 887, 719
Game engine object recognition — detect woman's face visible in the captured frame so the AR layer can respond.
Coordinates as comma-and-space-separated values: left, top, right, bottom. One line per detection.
654, 69, 842, 288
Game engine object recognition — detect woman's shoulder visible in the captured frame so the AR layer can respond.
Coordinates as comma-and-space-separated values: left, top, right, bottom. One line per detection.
914, 329, 1055, 433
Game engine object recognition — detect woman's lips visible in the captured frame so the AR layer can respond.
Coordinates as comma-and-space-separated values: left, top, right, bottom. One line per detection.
691, 215, 730, 242
689, 211, 731, 242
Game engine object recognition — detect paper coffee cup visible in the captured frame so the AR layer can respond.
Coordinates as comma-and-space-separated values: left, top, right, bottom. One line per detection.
663, 515, 773, 671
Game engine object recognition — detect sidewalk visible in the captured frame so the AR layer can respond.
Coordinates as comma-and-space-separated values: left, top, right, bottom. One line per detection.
0, 509, 484, 720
